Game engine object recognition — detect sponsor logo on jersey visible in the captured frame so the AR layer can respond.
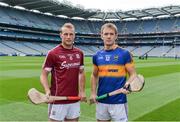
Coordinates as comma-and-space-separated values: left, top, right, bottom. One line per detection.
99, 69, 118, 72
59, 55, 66, 59
60, 61, 80, 69
98, 56, 103, 60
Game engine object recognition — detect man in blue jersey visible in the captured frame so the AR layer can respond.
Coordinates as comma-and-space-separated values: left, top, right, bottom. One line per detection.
90, 23, 137, 122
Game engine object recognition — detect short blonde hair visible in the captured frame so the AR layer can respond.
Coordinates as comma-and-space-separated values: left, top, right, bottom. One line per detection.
101, 23, 118, 34
59, 23, 75, 33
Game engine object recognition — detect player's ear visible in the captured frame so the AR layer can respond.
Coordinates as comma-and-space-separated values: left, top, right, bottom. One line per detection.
115, 33, 118, 40
101, 32, 104, 40
60, 33, 62, 38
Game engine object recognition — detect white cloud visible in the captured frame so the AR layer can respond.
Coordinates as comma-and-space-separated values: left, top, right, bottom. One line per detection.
60, 0, 180, 11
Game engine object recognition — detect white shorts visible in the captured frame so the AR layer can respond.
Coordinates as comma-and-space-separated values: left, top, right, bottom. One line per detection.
96, 103, 128, 122
48, 102, 80, 121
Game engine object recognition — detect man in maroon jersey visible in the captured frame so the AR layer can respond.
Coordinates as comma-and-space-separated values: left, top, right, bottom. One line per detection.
40, 23, 86, 122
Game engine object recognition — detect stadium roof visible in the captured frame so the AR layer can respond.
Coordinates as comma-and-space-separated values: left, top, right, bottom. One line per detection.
1, 0, 180, 21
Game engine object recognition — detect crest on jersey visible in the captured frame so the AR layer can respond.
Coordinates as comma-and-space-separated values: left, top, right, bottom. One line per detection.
114, 55, 119, 61
76, 54, 80, 59
105, 55, 111, 61
67, 54, 73, 60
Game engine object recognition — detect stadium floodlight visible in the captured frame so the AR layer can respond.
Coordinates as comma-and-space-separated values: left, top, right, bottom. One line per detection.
175, 13, 180, 16
141, 16, 153, 20
0, 2, 9, 6
31, 9, 41, 13
157, 15, 170, 18
123, 18, 138, 21
88, 18, 102, 21
57, 15, 69, 18
14, 6, 26, 10
44, 13, 53, 16
72, 17, 85, 20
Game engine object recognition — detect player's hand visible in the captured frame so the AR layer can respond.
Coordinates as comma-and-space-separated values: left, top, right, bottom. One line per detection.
79, 92, 87, 102
45, 90, 50, 99
124, 82, 130, 89
121, 87, 130, 94
123, 82, 130, 93
45, 90, 53, 103
89, 94, 97, 105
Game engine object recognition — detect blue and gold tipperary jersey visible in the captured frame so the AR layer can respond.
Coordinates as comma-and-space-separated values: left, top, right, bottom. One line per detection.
93, 46, 134, 104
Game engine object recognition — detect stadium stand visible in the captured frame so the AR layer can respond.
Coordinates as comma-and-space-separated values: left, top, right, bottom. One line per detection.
0, 1, 180, 58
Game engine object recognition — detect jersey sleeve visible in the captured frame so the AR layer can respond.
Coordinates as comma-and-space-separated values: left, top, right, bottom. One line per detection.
80, 51, 84, 66
92, 54, 97, 66
42, 51, 55, 72
79, 51, 84, 70
124, 51, 134, 69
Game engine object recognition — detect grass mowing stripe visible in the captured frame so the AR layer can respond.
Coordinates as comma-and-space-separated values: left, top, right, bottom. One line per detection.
0, 69, 41, 78
80, 88, 96, 121
0, 77, 42, 102
135, 98, 180, 121
0, 63, 42, 71
0, 101, 96, 121
137, 64, 180, 78
136, 62, 180, 68
0, 102, 47, 121
128, 72, 180, 120
0, 56, 180, 121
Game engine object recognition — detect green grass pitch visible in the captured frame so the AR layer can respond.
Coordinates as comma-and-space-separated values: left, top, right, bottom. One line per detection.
0, 56, 180, 121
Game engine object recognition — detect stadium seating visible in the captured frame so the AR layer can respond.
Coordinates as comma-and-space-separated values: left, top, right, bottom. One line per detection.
0, 6, 180, 57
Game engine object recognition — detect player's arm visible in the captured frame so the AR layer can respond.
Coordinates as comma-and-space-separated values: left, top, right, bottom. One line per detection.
118, 65, 136, 95
90, 65, 99, 103
79, 67, 86, 102
125, 65, 137, 86
40, 69, 51, 96
123, 51, 137, 93
40, 51, 54, 97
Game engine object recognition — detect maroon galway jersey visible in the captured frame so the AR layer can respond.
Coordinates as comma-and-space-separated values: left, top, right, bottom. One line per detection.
43, 44, 84, 104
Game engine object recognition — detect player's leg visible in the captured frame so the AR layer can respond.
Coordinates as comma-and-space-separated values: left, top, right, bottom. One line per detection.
109, 103, 128, 122
96, 103, 111, 122
65, 102, 80, 122
64, 117, 79, 122
48, 104, 67, 121
97, 119, 110, 122
49, 118, 60, 122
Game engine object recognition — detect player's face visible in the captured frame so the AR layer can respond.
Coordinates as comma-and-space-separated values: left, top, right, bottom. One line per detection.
60, 27, 75, 47
101, 27, 117, 47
